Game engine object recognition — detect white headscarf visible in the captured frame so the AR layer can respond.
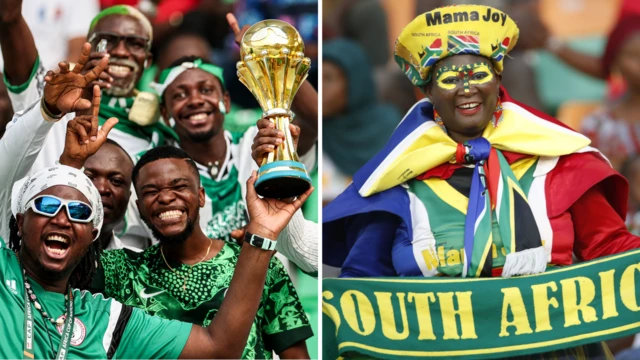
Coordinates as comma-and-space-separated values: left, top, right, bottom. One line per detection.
11, 165, 104, 240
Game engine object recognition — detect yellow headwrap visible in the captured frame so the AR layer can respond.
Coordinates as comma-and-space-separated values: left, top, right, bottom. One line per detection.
394, 5, 519, 88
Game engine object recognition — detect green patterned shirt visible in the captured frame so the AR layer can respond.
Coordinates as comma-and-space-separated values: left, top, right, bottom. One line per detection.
98, 242, 312, 359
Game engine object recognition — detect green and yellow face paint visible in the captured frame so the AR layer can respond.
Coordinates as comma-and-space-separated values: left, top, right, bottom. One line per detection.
435, 61, 494, 93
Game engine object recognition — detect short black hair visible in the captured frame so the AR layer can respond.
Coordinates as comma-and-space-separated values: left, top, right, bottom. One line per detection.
103, 139, 134, 167
132, 146, 200, 188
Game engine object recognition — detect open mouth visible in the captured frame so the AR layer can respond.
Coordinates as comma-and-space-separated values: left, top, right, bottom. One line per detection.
44, 234, 70, 258
456, 102, 482, 115
157, 209, 185, 223
108, 64, 133, 78
180, 111, 213, 126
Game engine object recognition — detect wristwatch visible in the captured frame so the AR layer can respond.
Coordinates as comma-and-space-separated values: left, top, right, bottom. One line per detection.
245, 232, 277, 251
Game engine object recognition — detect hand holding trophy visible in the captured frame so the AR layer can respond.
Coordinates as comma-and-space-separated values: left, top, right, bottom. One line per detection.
236, 20, 312, 198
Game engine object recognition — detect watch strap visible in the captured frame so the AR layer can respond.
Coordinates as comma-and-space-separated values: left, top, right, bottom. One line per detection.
245, 232, 277, 251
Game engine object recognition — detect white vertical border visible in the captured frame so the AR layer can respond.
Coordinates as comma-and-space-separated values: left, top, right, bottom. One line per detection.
316, 0, 324, 358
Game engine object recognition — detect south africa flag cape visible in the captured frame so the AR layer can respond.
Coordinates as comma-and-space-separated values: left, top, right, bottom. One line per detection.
323, 87, 627, 277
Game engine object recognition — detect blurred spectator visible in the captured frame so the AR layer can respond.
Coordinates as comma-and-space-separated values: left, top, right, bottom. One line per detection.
0, 0, 100, 71
621, 155, 640, 235
581, 13, 640, 170
155, 32, 212, 72
234, 0, 317, 60
324, 0, 409, 113
101, 0, 232, 51
324, 0, 389, 67
322, 39, 401, 203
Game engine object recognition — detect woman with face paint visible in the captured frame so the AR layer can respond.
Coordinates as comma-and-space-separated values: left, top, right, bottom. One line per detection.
324, 3, 640, 342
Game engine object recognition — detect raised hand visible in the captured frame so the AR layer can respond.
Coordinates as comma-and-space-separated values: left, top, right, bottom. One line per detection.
59, 85, 118, 169
226, 13, 250, 46
43, 42, 110, 115
251, 119, 300, 166
0, 0, 24, 24
244, 171, 313, 240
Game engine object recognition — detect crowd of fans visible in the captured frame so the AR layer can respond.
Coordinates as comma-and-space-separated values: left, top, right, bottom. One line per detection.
0, 0, 318, 358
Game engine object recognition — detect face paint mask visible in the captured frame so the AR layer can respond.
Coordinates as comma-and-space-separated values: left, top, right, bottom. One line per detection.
435, 61, 494, 93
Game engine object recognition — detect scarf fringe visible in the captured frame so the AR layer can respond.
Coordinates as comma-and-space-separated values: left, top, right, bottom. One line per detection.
502, 246, 547, 278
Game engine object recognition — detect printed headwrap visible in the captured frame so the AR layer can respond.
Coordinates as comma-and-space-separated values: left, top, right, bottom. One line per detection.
394, 5, 519, 87
11, 165, 104, 241
89, 5, 153, 42
152, 58, 226, 98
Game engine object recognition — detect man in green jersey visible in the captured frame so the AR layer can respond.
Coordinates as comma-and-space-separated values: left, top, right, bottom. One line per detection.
117, 55, 317, 274
98, 145, 314, 359
0, 85, 311, 359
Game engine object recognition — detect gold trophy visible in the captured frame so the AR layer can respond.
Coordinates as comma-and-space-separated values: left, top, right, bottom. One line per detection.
237, 20, 312, 198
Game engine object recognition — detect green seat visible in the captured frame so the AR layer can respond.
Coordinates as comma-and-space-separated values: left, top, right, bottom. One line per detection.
534, 37, 607, 114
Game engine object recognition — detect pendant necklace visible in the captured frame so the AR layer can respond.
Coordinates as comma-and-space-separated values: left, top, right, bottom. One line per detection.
161, 238, 213, 292
207, 161, 220, 178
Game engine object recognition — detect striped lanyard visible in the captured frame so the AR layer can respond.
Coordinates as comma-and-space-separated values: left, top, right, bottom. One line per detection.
23, 283, 74, 360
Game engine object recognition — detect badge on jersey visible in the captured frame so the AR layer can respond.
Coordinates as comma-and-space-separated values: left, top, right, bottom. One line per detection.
56, 316, 86, 346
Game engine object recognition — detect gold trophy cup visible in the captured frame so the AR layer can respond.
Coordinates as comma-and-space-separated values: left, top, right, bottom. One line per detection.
237, 20, 312, 198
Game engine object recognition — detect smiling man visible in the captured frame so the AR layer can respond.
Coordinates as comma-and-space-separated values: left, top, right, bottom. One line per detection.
83, 139, 137, 251
0, 160, 311, 359
0, 4, 176, 172
138, 56, 318, 251
98, 146, 314, 359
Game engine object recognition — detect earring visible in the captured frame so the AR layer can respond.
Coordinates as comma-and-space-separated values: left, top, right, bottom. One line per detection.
144, 59, 149, 68
218, 101, 227, 114
433, 107, 446, 132
492, 96, 503, 127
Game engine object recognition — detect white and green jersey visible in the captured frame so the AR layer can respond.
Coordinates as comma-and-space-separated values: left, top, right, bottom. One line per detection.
194, 130, 251, 242
0, 238, 191, 359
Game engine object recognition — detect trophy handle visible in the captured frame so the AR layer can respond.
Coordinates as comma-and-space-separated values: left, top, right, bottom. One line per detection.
256, 113, 311, 198
262, 114, 299, 166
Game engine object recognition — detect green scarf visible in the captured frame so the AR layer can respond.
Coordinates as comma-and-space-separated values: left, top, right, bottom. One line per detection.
198, 140, 248, 243
98, 95, 179, 154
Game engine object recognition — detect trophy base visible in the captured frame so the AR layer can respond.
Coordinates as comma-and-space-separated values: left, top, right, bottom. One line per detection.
255, 160, 312, 198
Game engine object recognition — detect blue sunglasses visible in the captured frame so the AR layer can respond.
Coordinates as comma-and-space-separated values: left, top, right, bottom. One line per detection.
26, 195, 95, 223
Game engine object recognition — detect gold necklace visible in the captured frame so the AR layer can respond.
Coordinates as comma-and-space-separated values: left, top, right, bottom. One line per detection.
161, 238, 213, 292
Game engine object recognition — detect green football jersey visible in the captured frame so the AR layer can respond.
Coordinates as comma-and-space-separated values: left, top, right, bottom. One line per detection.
99, 242, 313, 359
0, 238, 191, 359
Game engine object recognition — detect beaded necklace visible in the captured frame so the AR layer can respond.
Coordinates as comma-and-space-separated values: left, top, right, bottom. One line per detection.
22, 269, 75, 360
